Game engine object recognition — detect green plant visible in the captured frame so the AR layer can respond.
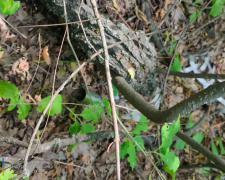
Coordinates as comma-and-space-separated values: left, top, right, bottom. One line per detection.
210, 0, 225, 17
0, 81, 30, 120
0, 81, 63, 120
175, 114, 204, 150
0, 0, 20, 15
0, 168, 18, 180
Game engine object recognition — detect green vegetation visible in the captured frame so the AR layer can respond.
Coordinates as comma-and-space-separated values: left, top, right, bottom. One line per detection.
0, 0, 20, 15
0, 81, 62, 120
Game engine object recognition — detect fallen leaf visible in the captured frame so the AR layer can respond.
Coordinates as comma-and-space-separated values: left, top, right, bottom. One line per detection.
135, 4, 150, 24
81, 155, 90, 163
128, 67, 135, 79
67, 165, 74, 175
42, 46, 51, 65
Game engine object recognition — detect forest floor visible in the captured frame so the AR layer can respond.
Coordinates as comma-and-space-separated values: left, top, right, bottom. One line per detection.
0, 0, 225, 179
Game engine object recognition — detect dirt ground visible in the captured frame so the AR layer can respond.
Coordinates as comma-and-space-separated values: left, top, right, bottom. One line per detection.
1, 0, 225, 179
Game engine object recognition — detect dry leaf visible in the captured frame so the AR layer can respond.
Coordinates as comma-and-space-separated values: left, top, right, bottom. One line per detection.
128, 67, 135, 79
42, 46, 51, 65
67, 165, 74, 175
135, 4, 150, 24
155, 9, 165, 19
81, 155, 90, 163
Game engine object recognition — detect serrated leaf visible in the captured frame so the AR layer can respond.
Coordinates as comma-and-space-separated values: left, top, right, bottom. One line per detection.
80, 123, 95, 134
160, 118, 180, 154
216, 137, 225, 155
210, 0, 224, 17
160, 151, 180, 172
0, 81, 18, 99
127, 141, 137, 170
132, 115, 148, 134
175, 139, 186, 150
8, 95, 19, 111
17, 96, 31, 120
128, 67, 135, 79
120, 140, 129, 158
80, 101, 104, 123
134, 136, 145, 151
186, 113, 195, 129
170, 54, 182, 72
36, 95, 63, 116
192, 132, 204, 143
69, 121, 80, 135
211, 141, 219, 155
0, 168, 18, 180
102, 96, 111, 116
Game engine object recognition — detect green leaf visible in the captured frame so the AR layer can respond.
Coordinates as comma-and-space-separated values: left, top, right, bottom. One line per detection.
216, 137, 225, 155
133, 136, 145, 151
127, 141, 137, 170
8, 95, 19, 111
175, 139, 186, 150
202, 167, 210, 174
0, 0, 20, 15
186, 114, 195, 129
4, 1, 20, 15
189, 10, 197, 23
112, 84, 119, 96
67, 143, 78, 151
170, 54, 182, 72
17, 96, 31, 120
102, 96, 111, 116
120, 140, 137, 170
0, 168, 18, 180
160, 117, 180, 154
211, 141, 219, 155
160, 151, 180, 172
120, 140, 129, 158
210, 0, 224, 17
192, 132, 204, 143
132, 115, 148, 135
0, 81, 18, 99
69, 121, 80, 135
80, 101, 104, 123
80, 123, 95, 134
36, 94, 63, 116
163, 166, 175, 180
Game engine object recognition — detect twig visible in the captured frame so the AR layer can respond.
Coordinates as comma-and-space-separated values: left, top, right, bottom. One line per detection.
155, 67, 225, 79
0, 15, 27, 39
23, 62, 86, 175
90, 0, 121, 179
0, 136, 28, 147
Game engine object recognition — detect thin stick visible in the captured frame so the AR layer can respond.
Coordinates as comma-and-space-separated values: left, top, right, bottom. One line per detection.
23, 62, 86, 175
90, 0, 121, 179
0, 15, 27, 39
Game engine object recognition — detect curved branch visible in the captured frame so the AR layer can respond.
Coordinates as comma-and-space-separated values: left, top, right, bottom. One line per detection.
112, 75, 225, 172
112, 76, 225, 124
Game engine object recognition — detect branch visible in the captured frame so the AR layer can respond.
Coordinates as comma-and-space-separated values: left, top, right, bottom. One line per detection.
90, 1, 121, 179
112, 76, 225, 123
112, 75, 225, 172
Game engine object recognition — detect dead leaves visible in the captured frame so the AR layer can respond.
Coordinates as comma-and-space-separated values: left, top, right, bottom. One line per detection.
42, 46, 51, 65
